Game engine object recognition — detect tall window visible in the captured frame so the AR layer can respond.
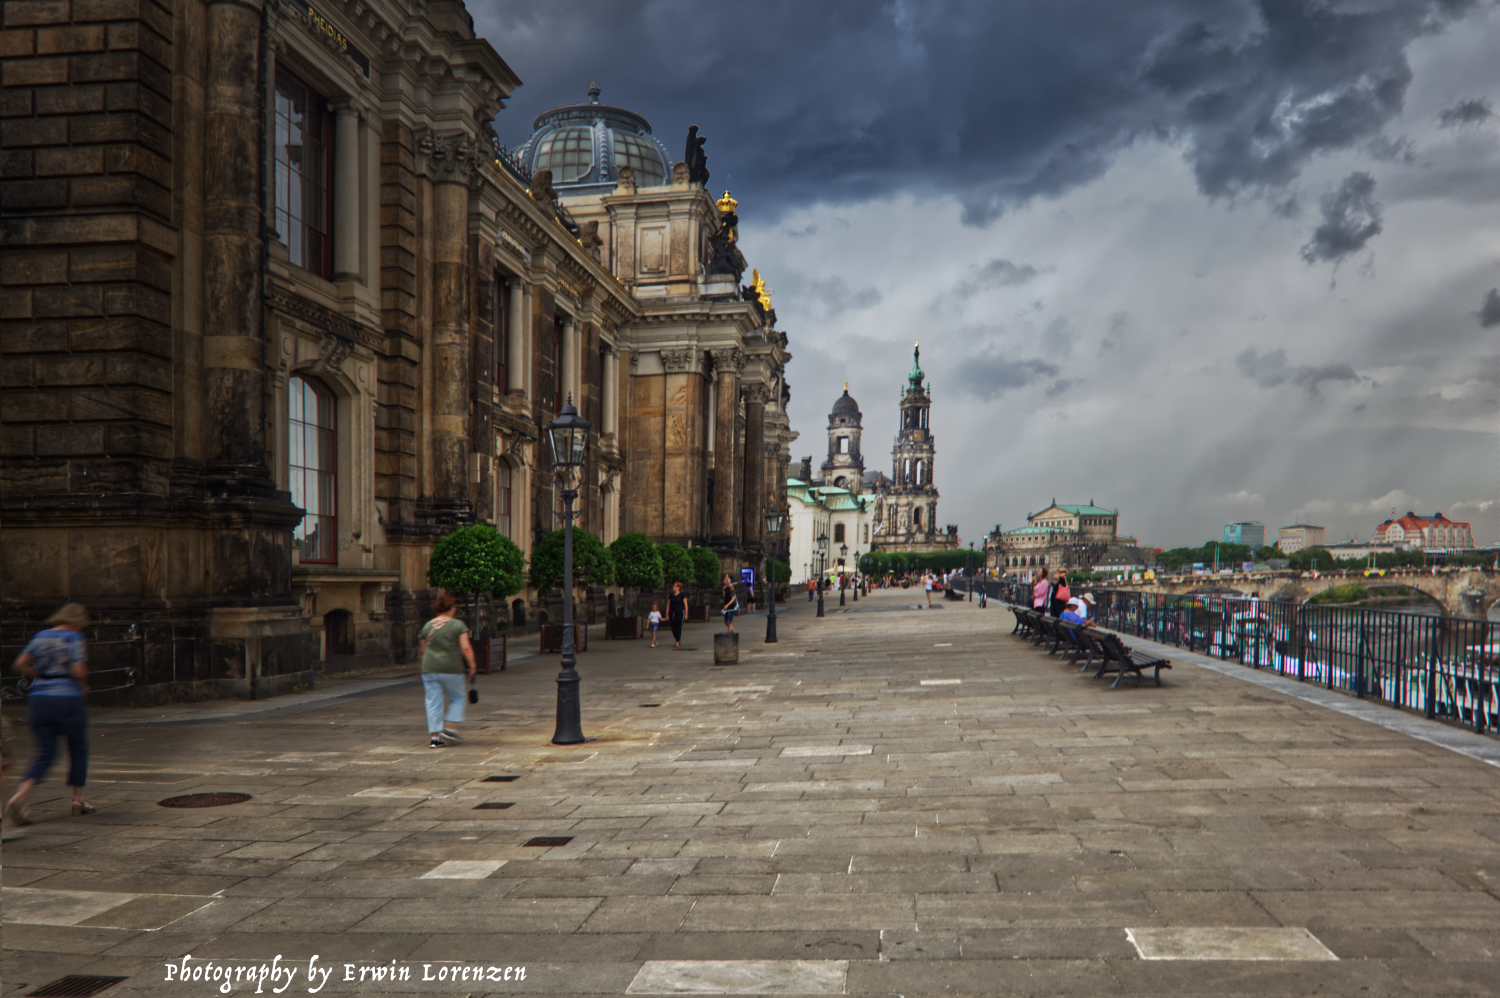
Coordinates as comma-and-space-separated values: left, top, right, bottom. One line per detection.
289, 376, 337, 562
552, 317, 564, 414
834, 523, 845, 543
495, 278, 509, 392
495, 461, 512, 539
274, 68, 333, 278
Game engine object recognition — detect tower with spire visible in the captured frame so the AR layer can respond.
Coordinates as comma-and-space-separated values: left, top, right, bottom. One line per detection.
870, 342, 958, 552
819, 381, 865, 493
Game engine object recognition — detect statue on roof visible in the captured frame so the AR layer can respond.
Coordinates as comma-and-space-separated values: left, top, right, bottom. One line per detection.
706, 189, 744, 280
684, 125, 709, 186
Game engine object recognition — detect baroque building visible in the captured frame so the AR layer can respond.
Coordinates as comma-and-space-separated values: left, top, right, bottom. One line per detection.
986, 501, 1148, 576
870, 344, 958, 553
0, 0, 791, 701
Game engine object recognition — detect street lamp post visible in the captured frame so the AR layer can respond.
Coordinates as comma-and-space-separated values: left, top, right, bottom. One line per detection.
764, 508, 784, 643
816, 532, 828, 618
546, 395, 591, 745
852, 550, 859, 601
967, 542, 974, 602
839, 543, 848, 606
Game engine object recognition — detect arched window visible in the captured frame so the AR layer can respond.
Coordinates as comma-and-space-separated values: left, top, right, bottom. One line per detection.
289, 375, 336, 563
914, 460, 923, 484
837, 436, 849, 454
863, 524, 869, 543
913, 506, 922, 526
834, 476, 847, 488
903, 458, 912, 482
834, 523, 845, 543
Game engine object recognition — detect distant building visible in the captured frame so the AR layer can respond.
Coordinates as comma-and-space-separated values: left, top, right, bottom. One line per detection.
988, 500, 1126, 574
1278, 524, 1326, 553
1373, 512, 1474, 550
1224, 522, 1265, 549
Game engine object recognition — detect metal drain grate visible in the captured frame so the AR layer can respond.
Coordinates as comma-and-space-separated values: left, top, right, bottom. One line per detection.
523, 835, 573, 847
481, 775, 520, 783
473, 802, 514, 809
158, 792, 252, 809
639, 703, 661, 707
28, 976, 127, 998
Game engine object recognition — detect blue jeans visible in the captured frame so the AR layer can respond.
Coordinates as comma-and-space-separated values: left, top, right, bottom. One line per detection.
24, 695, 88, 786
422, 674, 466, 734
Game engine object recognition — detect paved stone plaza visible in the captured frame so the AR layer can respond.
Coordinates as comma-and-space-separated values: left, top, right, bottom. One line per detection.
4, 591, 1500, 996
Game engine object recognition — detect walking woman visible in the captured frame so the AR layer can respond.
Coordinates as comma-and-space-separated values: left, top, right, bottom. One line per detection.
667, 580, 688, 649
5, 602, 94, 826
418, 594, 476, 749
1031, 569, 1050, 613
721, 574, 739, 633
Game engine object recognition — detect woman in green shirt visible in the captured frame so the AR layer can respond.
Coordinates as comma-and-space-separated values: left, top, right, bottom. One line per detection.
418, 594, 476, 748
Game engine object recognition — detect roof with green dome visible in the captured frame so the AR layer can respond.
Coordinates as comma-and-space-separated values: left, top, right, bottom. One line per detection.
907, 342, 924, 387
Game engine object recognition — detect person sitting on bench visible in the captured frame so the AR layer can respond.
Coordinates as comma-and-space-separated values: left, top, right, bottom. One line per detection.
1060, 592, 1096, 627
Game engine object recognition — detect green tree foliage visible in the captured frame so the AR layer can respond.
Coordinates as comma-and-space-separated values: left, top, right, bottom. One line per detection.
770, 558, 791, 584
528, 529, 615, 594
1287, 547, 1337, 571
1158, 540, 1253, 572
1254, 545, 1284, 561
657, 542, 694, 587
426, 524, 525, 598
1307, 583, 1370, 605
609, 533, 662, 611
859, 550, 970, 577
689, 545, 722, 591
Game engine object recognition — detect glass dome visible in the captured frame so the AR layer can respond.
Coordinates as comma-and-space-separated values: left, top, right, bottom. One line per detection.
515, 83, 673, 197
534, 127, 594, 183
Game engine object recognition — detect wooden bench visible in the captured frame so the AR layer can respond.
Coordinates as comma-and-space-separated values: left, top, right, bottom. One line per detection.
1092, 632, 1172, 688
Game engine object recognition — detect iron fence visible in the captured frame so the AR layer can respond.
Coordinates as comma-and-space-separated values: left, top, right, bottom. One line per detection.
983, 580, 1498, 735
1, 621, 142, 701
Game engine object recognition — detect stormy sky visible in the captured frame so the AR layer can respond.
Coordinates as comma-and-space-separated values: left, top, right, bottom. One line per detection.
478, 0, 1500, 549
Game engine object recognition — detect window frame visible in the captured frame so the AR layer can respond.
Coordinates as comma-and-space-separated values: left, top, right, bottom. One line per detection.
273, 65, 335, 279
496, 277, 509, 393
288, 374, 338, 564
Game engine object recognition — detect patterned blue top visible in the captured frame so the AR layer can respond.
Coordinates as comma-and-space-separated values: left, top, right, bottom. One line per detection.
21, 628, 86, 697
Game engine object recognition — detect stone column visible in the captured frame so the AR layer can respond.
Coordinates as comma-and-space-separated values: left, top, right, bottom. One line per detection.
602, 346, 618, 436
507, 278, 526, 394
560, 315, 577, 405
710, 348, 744, 541
332, 102, 360, 281
423, 133, 484, 511
202, 0, 268, 475
741, 382, 770, 552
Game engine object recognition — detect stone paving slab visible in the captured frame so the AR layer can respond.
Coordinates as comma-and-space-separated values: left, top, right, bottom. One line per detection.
4, 593, 1500, 996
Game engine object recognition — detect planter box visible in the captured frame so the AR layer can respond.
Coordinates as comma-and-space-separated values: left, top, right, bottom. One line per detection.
474, 634, 505, 673
540, 623, 589, 654
605, 616, 642, 640
687, 604, 708, 622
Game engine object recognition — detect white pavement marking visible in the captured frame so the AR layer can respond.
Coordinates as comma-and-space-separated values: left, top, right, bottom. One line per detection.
626, 960, 849, 994
780, 745, 874, 757
745, 780, 885, 792
352, 786, 458, 798
2, 888, 138, 926
933, 643, 953, 647
919, 679, 961, 685
419, 860, 508, 879
1126, 927, 1338, 961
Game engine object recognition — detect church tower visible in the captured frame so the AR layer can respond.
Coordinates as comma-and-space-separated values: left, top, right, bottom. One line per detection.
819, 383, 865, 493
873, 342, 953, 549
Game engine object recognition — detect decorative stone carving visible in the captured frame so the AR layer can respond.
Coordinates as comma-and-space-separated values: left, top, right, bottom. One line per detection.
710, 347, 745, 374
577, 221, 603, 262
313, 332, 355, 374
418, 130, 490, 188
684, 125, 709, 186
671, 161, 690, 185
661, 347, 699, 374
530, 168, 559, 204
615, 165, 636, 193
742, 382, 772, 405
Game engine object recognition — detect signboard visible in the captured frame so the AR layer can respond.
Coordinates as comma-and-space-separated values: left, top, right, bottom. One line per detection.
283, 0, 371, 77
740, 568, 755, 587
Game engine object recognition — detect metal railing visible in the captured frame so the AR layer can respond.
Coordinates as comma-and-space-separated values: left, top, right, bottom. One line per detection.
1, 622, 142, 701
983, 580, 1498, 735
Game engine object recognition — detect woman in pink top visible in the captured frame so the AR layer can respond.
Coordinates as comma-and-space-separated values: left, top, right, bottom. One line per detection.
1032, 569, 1050, 610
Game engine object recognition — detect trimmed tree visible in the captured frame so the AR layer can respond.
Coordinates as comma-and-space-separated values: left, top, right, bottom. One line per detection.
771, 558, 791, 585
610, 532, 663, 614
426, 524, 526, 602
689, 545, 721, 592
657, 542, 694, 588
528, 528, 616, 595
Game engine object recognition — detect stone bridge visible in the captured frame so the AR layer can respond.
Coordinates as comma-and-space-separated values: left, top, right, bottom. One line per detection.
1113, 566, 1500, 618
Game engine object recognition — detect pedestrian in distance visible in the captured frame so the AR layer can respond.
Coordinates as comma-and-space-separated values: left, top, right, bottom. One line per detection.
721, 574, 739, 633
1060, 592, 1096, 627
667, 580, 688, 649
648, 603, 662, 647
418, 594, 476, 749
5, 602, 94, 828
1032, 568, 1050, 612
924, 572, 935, 607
1051, 574, 1071, 617
807, 578, 815, 602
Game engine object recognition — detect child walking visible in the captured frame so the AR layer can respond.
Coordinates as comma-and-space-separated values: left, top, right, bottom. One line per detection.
648, 603, 662, 647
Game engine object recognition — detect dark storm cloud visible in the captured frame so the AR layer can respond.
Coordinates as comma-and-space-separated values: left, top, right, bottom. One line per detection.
478, 0, 1479, 225
1438, 97, 1494, 127
1235, 347, 1361, 396
1480, 288, 1500, 327
954, 259, 1040, 298
951, 352, 1060, 400
1299, 172, 1383, 264
791, 276, 883, 314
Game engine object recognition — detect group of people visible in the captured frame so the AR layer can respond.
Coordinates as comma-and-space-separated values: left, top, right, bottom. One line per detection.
647, 575, 743, 648
1031, 569, 1097, 627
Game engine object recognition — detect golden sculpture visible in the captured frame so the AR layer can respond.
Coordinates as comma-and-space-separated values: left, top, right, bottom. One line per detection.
750, 268, 773, 311
716, 190, 738, 214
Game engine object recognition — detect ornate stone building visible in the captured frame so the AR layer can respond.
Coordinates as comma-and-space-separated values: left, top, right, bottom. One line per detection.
0, 1, 791, 700
985, 501, 1149, 576
869, 344, 958, 553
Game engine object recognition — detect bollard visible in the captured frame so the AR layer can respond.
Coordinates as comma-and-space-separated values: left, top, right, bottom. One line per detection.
713, 631, 740, 665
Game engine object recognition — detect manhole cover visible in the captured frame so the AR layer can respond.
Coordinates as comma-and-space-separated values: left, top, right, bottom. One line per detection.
29, 976, 127, 998
473, 802, 514, 810
481, 775, 520, 783
158, 792, 252, 809
524, 836, 573, 847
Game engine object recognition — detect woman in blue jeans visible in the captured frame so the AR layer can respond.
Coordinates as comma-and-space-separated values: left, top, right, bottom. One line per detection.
5, 602, 94, 825
418, 594, 476, 749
